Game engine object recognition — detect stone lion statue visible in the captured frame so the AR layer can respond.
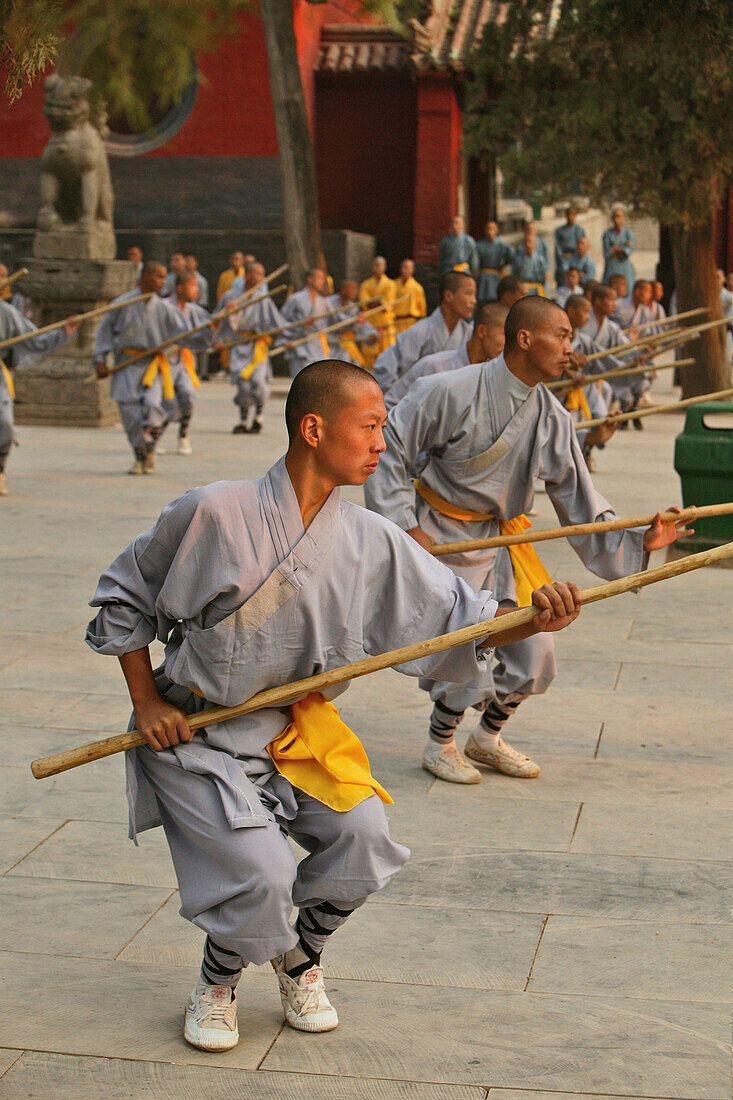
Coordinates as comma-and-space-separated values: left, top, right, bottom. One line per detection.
37, 73, 114, 234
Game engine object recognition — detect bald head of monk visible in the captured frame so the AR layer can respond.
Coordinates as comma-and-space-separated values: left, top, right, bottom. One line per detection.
504, 296, 573, 386
469, 301, 507, 362
140, 260, 167, 295
285, 361, 386, 519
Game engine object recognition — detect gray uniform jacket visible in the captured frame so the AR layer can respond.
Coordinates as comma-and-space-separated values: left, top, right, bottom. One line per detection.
94, 292, 189, 403
372, 308, 473, 394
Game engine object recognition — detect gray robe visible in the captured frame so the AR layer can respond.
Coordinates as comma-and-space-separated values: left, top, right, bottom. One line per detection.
364, 354, 647, 712
94, 291, 189, 450
86, 455, 498, 840
217, 290, 285, 414
372, 307, 474, 394
385, 344, 471, 411
279, 288, 330, 378
0, 301, 67, 466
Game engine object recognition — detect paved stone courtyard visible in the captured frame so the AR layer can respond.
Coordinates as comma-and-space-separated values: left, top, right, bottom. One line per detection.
0, 374, 731, 1099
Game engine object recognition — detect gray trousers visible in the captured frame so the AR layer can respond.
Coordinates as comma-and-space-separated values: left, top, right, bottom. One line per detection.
117, 391, 167, 455
138, 746, 409, 966
423, 629, 557, 715
234, 373, 267, 416
0, 393, 15, 472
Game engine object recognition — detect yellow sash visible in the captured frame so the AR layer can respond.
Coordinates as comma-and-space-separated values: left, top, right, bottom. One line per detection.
564, 385, 591, 420
179, 348, 200, 389
268, 692, 392, 812
481, 267, 501, 275
339, 333, 365, 367
319, 330, 330, 357
240, 335, 272, 380
415, 481, 552, 608
453, 262, 471, 272
1, 360, 14, 400
141, 353, 175, 399
526, 282, 546, 297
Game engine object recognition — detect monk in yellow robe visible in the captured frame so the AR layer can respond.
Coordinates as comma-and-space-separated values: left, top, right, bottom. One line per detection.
358, 256, 396, 370
216, 251, 248, 304
393, 259, 427, 335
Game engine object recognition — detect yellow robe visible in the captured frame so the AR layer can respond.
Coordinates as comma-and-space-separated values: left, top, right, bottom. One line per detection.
216, 266, 244, 304
393, 276, 427, 335
359, 275, 396, 369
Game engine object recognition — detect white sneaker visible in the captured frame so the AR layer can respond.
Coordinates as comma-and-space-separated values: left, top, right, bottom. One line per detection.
271, 957, 339, 1032
0, 472, 7, 495
177, 436, 193, 455
183, 982, 239, 1051
127, 458, 145, 476
422, 740, 482, 784
143, 451, 156, 474
464, 733, 540, 778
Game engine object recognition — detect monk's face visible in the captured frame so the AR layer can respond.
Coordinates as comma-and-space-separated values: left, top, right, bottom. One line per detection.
523, 314, 573, 381
595, 290, 617, 317
318, 384, 387, 486
576, 237, 589, 256
477, 323, 505, 360
178, 278, 199, 303
566, 269, 580, 289
447, 278, 476, 319
141, 265, 167, 294
567, 302, 590, 332
485, 221, 498, 240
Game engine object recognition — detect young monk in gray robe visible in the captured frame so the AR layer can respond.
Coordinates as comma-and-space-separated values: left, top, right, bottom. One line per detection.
95, 261, 189, 475
86, 359, 582, 1050
372, 271, 476, 394
156, 273, 217, 455
365, 297, 689, 784
0, 301, 78, 496
385, 302, 507, 411
216, 261, 285, 434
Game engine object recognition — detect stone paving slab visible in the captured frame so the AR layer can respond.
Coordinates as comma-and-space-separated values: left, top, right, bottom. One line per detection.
597, 713, 733, 763
0, 815, 66, 873
0, 876, 172, 958
7, 818, 177, 887
383, 850, 733, 923
0, 1051, 22, 1080
487, 1093, 673, 1100
0, 1052, 489, 1099
1, 759, 129, 823
571, 799, 733, 862
528, 915, 733, 1003
0, 952, 283, 1070
262, 980, 731, 1097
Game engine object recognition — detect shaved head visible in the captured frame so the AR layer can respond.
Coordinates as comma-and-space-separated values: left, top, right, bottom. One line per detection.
475, 301, 508, 329
505, 296, 567, 352
285, 360, 381, 443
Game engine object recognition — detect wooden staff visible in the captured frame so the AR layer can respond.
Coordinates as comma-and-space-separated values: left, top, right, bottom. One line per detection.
30, 540, 733, 780
624, 306, 707, 334
547, 327, 700, 392
432, 502, 733, 556
109, 279, 288, 374
551, 357, 696, 395
0, 292, 153, 352
584, 315, 729, 365
221, 295, 388, 351
269, 294, 411, 358
574, 386, 733, 431
0, 267, 29, 292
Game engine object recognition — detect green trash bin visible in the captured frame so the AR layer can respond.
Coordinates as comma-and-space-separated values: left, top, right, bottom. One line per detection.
529, 191, 544, 221
674, 401, 733, 552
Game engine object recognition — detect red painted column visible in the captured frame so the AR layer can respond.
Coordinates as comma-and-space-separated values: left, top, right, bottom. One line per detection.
412, 74, 462, 264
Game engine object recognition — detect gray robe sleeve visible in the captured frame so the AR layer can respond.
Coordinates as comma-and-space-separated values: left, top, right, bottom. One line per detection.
540, 397, 648, 578
364, 375, 464, 530
372, 320, 426, 392
1, 302, 67, 356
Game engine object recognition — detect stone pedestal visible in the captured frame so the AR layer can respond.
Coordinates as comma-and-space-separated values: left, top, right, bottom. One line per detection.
13, 258, 136, 427
33, 225, 116, 261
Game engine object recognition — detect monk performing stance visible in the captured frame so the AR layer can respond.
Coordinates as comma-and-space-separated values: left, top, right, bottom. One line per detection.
365, 298, 689, 783
85, 360, 582, 1049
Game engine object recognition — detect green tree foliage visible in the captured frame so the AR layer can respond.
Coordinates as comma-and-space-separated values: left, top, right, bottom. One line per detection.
464, 0, 733, 228
2, 0, 249, 127
465, 0, 733, 393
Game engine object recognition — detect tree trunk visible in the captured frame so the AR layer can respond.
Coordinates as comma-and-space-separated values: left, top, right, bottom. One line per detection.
260, 0, 322, 289
669, 220, 729, 397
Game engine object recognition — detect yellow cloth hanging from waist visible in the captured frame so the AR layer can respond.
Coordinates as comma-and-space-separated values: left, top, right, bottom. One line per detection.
267, 692, 392, 812
414, 481, 552, 608
453, 262, 471, 273
339, 333, 365, 367
481, 267, 501, 275
526, 282, 546, 297
1, 360, 14, 400
563, 385, 591, 420
240, 335, 272, 380
178, 348, 200, 388
140, 353, 175, 399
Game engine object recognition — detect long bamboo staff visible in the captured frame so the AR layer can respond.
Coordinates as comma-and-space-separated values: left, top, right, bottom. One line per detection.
549, 327, 702, 395
584, 315, 729, 365
30, 540, 733, 780
0, 292, 153, 352
0, 267, 29, 292
222, 296, 388, 350
268, 294, 412, 358
431, 502, 732, 557
109, 280, 289, 375
623, 306, 707, 334
551, 357, 696, 396
574, 387, 733, 431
